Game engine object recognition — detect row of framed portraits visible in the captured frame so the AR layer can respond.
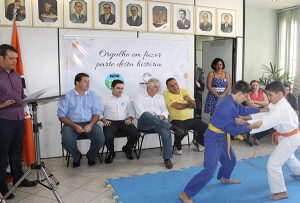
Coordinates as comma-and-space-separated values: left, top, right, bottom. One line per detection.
0, 0, 236, 37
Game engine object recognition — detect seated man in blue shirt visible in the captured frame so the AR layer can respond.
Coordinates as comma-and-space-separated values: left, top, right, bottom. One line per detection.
57, 73, 105, 168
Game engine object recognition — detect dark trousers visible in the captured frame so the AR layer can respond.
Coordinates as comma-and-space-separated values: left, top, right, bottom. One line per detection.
103, 120, 140, 152
253, 128, 276, 140
0, 119, 24, 196
171, 118, 207, 150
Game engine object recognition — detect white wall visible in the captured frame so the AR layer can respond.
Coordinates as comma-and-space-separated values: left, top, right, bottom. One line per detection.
0, 0, 244, 158
244, 6, 277, 82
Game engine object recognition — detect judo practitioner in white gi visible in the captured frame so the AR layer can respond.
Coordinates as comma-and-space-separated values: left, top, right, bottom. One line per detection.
249, 81, 300, 200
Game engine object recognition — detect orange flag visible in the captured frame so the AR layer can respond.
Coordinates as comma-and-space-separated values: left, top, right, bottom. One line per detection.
11, 20, 36, 166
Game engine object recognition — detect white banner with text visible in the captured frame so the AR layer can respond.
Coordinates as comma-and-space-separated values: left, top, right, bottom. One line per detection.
62, 36, 189, 97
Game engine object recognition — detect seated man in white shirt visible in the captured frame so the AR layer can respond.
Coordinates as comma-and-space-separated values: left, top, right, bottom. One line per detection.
133, 78, 185, 169
100, 80, 140, 164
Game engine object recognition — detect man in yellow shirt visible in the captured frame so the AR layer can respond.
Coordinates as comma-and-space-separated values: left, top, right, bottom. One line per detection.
164, 78, 207, 154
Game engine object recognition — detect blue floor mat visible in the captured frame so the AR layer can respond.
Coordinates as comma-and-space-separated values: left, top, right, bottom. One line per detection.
106, 151, 300, 203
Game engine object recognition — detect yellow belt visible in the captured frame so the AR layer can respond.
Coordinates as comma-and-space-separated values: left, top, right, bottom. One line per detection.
208, 123, 231, 160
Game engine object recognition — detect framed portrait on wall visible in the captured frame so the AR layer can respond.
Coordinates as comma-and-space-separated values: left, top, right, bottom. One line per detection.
148, 1, 171, 33
64, 0, 93, 29
32, 0, 63, 28
217, 9, 236, 37
122, 0, 146, 31
172, 4, 194, 34
195, 7, 216, 36
94, 0, 120, 30
0, 0, 32, 26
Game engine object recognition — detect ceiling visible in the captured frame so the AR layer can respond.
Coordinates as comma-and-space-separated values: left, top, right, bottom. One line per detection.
246, 0, 300, 10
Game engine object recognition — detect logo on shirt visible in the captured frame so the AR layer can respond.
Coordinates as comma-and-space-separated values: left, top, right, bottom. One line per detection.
105, 73, 124, 90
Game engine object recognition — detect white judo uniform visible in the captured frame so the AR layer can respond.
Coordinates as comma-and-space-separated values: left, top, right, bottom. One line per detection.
250, 97, 300, 193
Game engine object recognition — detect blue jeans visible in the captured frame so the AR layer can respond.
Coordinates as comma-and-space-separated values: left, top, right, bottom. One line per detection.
61, 122, 105, 162
137, 112, 172, 160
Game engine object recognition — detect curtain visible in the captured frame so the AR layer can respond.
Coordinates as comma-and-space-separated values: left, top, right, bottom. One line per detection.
277, 7, 300, 80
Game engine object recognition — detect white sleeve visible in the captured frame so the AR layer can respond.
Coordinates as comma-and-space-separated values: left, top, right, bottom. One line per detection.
160, 95, 169, 119
250, 110, 282, 134
133, 94, 144, 119
127, 98, 136, 118
99, 96, 105, 118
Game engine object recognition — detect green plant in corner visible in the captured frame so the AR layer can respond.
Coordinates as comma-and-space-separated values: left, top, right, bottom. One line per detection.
258, 62, 292, 88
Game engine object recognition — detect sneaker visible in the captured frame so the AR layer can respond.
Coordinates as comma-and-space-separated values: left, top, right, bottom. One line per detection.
192, 140, 204, 152
174, 148, 183, 155
198, 144, 205, 152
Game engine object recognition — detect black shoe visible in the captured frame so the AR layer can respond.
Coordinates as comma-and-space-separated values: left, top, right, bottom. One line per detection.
0, 188, 15, 200
164, 159, 173, 169
122, 146, 134, 160
73, 153, 82, 168
18, 179, 37, 187
87, 155, 96, 166
1, 193, 15, 199
105, 151, 115, 164
6, 193, 15, 199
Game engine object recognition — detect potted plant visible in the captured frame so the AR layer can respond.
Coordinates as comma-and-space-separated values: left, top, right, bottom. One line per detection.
258, 62, 292, 88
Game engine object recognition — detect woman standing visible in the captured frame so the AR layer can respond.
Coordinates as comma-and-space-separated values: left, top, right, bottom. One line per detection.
204, 58, 232, 116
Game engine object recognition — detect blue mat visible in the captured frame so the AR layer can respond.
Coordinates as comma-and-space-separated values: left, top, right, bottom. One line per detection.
106, 151, 300, 203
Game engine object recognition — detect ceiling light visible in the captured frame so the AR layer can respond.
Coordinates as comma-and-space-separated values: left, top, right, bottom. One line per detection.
272, 0, 278, 2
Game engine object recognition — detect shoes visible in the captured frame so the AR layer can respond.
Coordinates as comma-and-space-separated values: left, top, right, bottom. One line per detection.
174, 148, 183, 155
1, 193, 15, 199
192, 140, 204, 152
164, 159, 173, 169
252, 136, 260, 145
170, 125, 185, 137
122, 146, 134, 160
0, 188, 15, 200
86, 155, 96, 166
105, 151, 115, 164
6, 193, 15, 199
18, 179, 37, 187
73, 153, 82, 168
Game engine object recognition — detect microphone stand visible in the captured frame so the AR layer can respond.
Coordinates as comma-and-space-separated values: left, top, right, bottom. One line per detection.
1, 96, 62, 202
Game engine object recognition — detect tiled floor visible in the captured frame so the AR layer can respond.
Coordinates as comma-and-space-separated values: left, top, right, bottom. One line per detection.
5, 136, 276, 203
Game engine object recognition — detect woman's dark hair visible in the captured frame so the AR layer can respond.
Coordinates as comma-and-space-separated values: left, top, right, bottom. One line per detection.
250, 80, 259, 85
211, 58, 225, 70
